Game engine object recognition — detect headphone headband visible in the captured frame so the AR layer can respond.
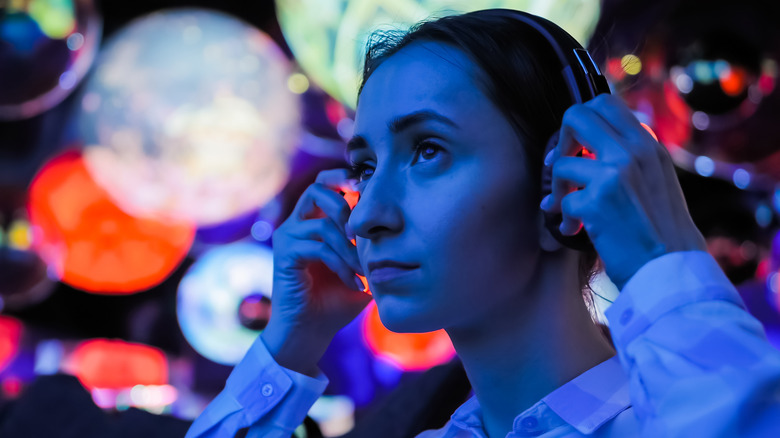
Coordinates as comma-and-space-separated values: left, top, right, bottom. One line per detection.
484, 9, 611, 252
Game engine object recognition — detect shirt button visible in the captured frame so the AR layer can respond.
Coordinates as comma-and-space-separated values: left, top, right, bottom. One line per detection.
620, 308, 634, 325
521, 415, 538, 429
261, 383, 274, 397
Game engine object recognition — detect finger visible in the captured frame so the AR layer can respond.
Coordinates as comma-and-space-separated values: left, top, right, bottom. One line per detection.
587, 96, 683, 237
287, 218, 363, 275
586, 94, 645, 137
543, 156, 602, 214
559, 189, 591, 236
292, 183, 353, 225
554, 104, 629, 164
282, 240, 365, 292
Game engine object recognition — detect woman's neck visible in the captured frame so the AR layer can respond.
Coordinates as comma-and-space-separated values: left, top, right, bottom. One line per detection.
446, 251, 616, 438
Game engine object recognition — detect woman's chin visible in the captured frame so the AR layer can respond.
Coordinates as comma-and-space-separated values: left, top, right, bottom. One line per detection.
374, 301, 444, 334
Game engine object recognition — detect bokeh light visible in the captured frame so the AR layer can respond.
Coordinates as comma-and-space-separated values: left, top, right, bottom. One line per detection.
0, 316, 22, 372
68, 339, 168, 390
27, 150, 195, 293
177, 242, 273, 365
275, 0, 600, 108
362, 302, 456, 372
0, 0, 101, 120
78, 8, 300, 226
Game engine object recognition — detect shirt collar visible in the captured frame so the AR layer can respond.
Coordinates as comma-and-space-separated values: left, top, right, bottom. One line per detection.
541, 355, 631, 434
449, 356, 631, 436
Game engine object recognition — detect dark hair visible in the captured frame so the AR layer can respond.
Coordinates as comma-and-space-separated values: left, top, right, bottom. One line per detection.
358, 10, 601, 304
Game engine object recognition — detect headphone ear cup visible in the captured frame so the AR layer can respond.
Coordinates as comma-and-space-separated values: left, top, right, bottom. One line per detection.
540, 130, 594, 252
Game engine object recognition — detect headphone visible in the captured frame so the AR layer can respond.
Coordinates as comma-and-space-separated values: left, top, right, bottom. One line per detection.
491, 9, 611, 252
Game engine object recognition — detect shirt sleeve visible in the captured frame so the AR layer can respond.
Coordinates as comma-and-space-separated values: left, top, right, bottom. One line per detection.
606, 250, 780, 437
185, 336, 329, 438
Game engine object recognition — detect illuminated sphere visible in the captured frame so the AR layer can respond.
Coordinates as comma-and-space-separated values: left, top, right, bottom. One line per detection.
79, 9, 300, 226
177, 242, 273, 365
27, 151, 195, 294
362, 302, 456, 371
0, 0, 101, 120
275, 0, 600, 108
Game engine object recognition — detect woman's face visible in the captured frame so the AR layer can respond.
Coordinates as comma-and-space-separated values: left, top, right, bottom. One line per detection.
348, 41, 543, 333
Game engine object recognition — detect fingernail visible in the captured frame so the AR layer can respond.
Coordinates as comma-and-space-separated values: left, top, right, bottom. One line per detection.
544, 149, 555, 166
540, 194, 552, 210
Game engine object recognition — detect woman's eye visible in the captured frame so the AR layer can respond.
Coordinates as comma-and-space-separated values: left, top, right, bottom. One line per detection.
349, 163, 374, 182
414, 140, 442, 163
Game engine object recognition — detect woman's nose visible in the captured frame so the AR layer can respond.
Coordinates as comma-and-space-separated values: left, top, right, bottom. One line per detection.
347, 173, 404, 241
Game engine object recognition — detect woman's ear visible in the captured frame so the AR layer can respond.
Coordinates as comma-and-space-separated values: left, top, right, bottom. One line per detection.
537, 209, 563, 252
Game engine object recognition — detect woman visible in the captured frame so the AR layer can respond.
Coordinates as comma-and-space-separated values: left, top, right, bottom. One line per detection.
187, 9, 780, 438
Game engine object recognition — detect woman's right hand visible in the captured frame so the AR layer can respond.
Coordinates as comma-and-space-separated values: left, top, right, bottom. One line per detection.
260, 169, 371, 377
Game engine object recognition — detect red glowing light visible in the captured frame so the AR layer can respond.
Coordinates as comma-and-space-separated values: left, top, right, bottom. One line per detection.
362, 302, 456, 371
0, 316, 22, 372
28, 151, 195, 293
719, 68, 747, 97
2, 376, 23, 398
70, 339, 168, 389
606, 58, 626, 81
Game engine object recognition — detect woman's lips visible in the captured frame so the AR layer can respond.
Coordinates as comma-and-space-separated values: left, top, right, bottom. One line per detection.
367, 260, 420, 284
368, 266, 419, 283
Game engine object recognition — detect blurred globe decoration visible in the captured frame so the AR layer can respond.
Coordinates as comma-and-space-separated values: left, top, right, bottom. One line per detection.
27, 150, 196, 294
78, 8, 301, 226
177, 242, 273, 365
0, 0, 101, 120
275, 0, 600, 108
362, 301, 456, 372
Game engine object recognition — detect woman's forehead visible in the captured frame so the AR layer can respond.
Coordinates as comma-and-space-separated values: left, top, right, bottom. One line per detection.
355, 41, 491, 130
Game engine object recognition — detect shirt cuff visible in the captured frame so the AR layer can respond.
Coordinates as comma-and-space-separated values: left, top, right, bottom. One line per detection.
226, 335, 329, 430
605, 251, 746, 348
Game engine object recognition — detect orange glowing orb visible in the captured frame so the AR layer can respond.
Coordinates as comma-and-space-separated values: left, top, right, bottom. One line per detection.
0, 316, 22, 372
362, 302, 455, 371
69, 339, 167, 389
28, 150, 195, 293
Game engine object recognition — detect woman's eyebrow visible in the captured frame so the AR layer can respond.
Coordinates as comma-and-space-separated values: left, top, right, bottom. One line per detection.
388, 110, 458, 133
346, 110, 458, 155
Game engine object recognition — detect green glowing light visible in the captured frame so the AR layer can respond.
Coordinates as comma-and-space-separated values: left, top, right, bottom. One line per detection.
276, 0, 600, 108
28, 0, 76, 39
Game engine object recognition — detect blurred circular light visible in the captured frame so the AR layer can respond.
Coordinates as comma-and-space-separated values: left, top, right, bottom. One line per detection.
691, 111, 710, 130
0, 316, 22, 372
79, 9, 300, 226
694, 155, 715, 177
0, 0, 101, 120
620, 54, 641, 75
275, 0, 600, 108
69, 339, 168, 389
177, 242, 273, 365
733, 168, 751, 189
756, 204, 773, 228
28, 151, 195, 294
674, 73, 694, 94
287, 72, 310, 94
362, 302, 455, 372
250, 220, 273, 242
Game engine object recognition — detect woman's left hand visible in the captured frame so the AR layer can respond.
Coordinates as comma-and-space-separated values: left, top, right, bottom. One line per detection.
541, 94, 707, 289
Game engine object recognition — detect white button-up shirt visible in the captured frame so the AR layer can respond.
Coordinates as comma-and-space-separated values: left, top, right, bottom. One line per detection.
186, 252, 780, 437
